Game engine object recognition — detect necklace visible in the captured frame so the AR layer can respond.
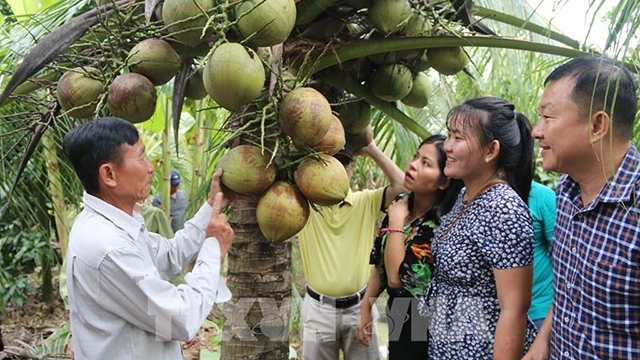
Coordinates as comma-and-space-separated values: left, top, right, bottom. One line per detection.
435, 180, 505, 243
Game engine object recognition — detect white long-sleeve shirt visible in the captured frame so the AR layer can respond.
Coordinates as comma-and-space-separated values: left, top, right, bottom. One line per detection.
67, 192, 231, 360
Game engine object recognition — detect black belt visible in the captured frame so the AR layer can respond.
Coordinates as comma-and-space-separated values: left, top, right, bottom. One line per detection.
306, 287, 366, 309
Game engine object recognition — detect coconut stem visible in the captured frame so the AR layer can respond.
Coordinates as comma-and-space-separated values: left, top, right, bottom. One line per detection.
305, 36, 602, 77
323, 75, 430, 139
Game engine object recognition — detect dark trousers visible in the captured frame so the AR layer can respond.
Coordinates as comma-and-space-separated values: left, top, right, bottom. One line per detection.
386, 296, 428, 360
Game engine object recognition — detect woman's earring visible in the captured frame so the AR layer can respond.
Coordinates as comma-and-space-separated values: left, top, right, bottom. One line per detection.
484, 158, 489, 163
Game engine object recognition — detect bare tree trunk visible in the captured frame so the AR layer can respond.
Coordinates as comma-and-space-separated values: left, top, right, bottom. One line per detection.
221, 199, 291, 359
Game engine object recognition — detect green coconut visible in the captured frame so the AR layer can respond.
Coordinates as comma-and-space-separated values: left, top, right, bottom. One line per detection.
203, 43, 266, 111
235, 0, 296, 47
368, 0, 412, 35
294, 154, 350, 206
294, 154, 349, 206
346, 0, 373, 9
346, 125, 374, 152
416, 51, 431, 71
370, 63, 413, 101
257, 181, 310, 242
398, 14, 432, 59
338, 100, 371, 134
216, 145, 276, 195
427, 47, 469, 75
107, 73, 157, 123
184, 67, 207, 100
56, 67, 104, 119
279, 87, 333, 146
312, 115, 346, 156
401, 72, 431, 108
162, 0, 216, 46
128, 38, 182, 85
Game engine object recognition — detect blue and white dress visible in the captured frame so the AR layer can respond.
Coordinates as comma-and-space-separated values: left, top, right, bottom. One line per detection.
419, 184, 538, 359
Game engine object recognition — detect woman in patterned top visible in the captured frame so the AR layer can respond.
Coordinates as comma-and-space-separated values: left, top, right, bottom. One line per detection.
356, 135, 463, 359
418, 97, 538, 359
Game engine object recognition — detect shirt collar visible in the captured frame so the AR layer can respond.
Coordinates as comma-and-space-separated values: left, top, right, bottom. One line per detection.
83, 192, 145, 240
561, 144, 640, 207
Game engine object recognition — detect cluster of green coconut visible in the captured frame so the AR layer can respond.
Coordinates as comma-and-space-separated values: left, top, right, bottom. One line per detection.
57, 0, 297, 120
55, 0, 471, 242
215, 87, 376, 242
364, 0, 469, 108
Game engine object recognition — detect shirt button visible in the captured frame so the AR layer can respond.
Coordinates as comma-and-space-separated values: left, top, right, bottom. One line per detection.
564, 351, 570, 357
572, 247, 578, 253
576, 213, 583, 219
564, 316, 570, 323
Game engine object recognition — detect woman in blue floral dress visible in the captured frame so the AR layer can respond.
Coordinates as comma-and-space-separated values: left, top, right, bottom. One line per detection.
356, 135, 463, 359
418, 97, 539, 359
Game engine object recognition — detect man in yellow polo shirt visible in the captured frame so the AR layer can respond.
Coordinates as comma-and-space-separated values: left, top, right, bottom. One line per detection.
299, 140, 405, 360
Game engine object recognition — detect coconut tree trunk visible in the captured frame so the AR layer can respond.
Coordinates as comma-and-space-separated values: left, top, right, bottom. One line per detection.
221, 199, 291, 360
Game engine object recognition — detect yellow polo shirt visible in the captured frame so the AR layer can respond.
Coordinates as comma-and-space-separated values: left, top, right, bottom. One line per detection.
298, 188, 386, 297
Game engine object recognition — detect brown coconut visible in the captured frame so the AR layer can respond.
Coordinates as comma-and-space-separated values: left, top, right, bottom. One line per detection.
215, 145, 276, 195
257, 181, 310, 242
346, 125, 374, 152
107, 73, 157, 123
294, 154, 350, 206
279, 87, 333, 146
338, 100, 371, 134
57, 67, 104, 119
128, 38, 182, 85
312, 115, 346, 156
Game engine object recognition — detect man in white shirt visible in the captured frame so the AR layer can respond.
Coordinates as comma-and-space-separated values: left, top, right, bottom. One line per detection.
62, 117, 234, 360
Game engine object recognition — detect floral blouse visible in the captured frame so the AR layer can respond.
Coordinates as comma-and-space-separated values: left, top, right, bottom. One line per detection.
369, 194, 438, 299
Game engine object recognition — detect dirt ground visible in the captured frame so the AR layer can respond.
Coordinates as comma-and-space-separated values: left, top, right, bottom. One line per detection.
0, 271, 296, 360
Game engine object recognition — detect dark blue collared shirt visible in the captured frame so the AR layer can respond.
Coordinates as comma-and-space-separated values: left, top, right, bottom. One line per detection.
551, 144, 640, 359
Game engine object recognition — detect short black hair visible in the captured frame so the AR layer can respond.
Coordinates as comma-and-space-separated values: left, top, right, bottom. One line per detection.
545, 56, 638, 139
62, 117, 139, 195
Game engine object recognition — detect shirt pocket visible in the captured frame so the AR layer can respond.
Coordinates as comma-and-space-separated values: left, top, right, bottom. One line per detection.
581, 256, 640, 334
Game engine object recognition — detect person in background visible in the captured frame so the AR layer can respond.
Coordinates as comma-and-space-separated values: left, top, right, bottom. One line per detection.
62, 117, 235, 360
298, 140, 406, 360
356, 135, 463, 359
527, 180, 555, 330
419, 97, 538, 359
524, 56, 639, 360
135, 200, 175, 239
153, 170, 188, 233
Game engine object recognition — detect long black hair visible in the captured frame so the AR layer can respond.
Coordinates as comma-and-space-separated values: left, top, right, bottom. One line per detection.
447, 97, 534, 203
410, 134, 464, 220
